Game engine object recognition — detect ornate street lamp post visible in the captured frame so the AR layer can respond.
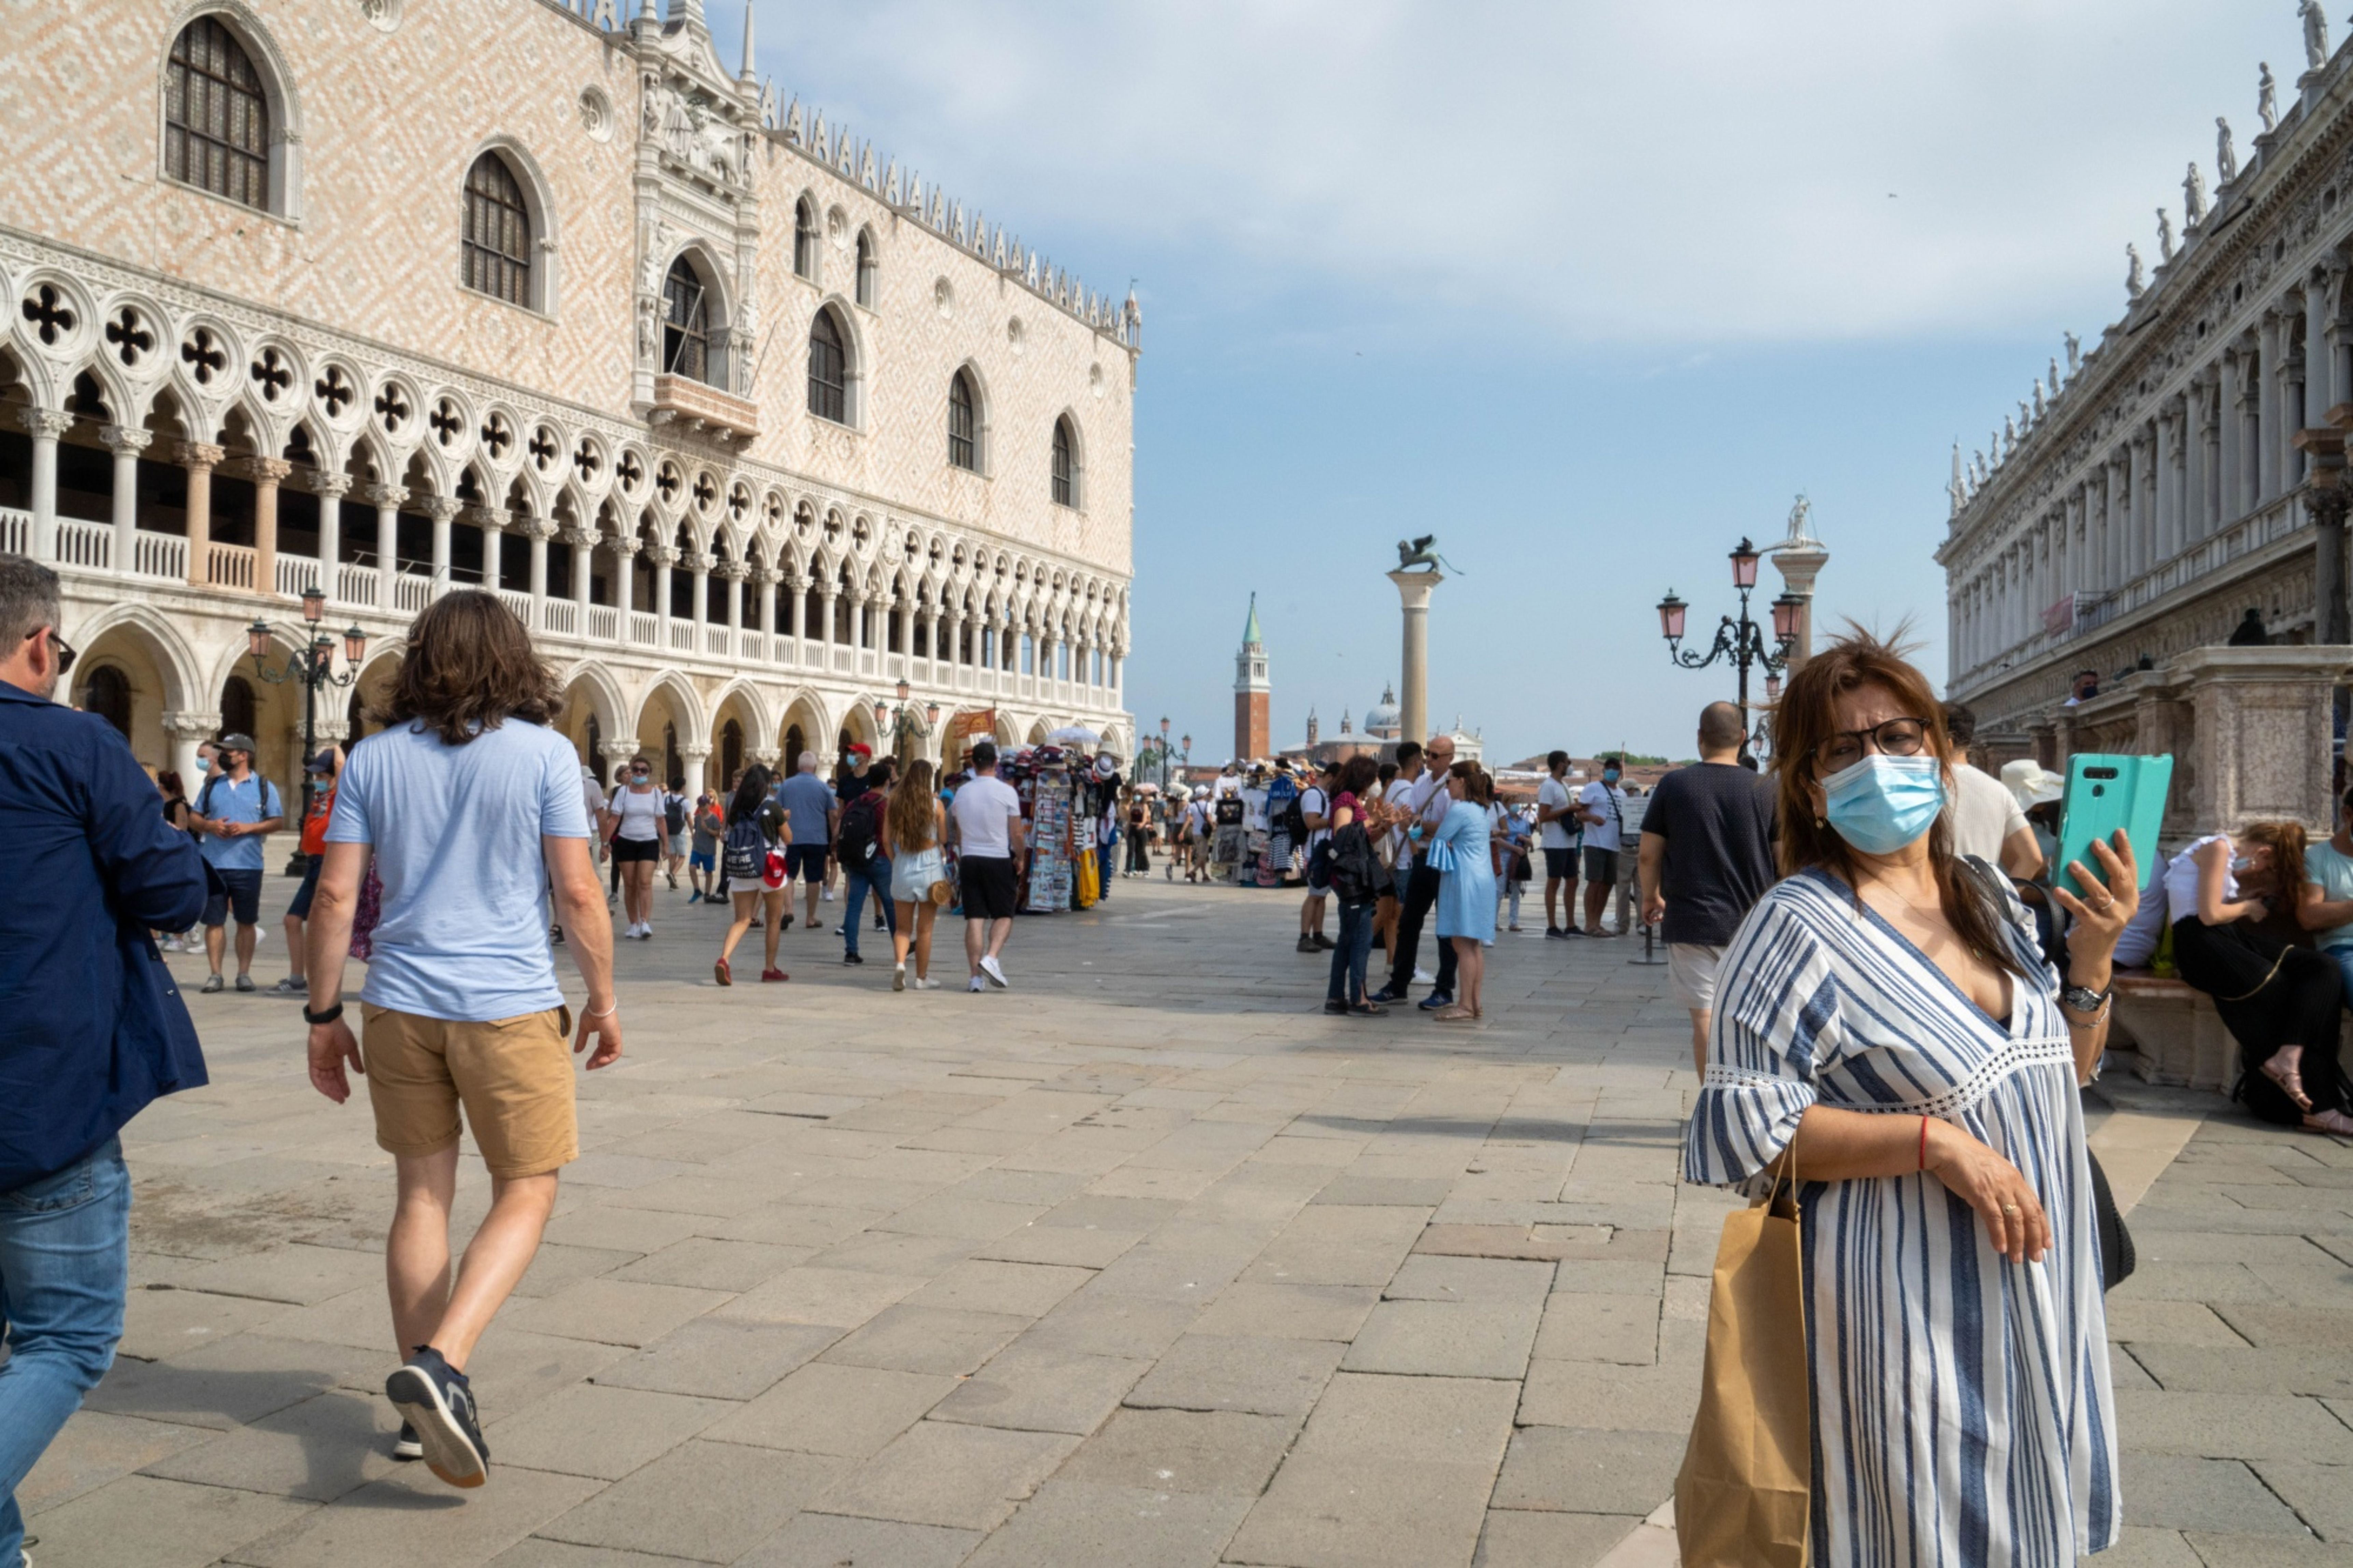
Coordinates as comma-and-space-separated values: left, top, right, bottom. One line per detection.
1656, 537, 1800, 758
1157, 716, 1172, 789
246, 584, 367, 857
875, 678, 940, 767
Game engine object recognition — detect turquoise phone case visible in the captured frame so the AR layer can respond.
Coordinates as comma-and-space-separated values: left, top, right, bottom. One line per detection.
2053, 753, 2172, 899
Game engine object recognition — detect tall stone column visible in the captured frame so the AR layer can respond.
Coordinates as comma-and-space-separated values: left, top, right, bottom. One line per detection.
178, 441, 224, 587
18, 408, 70, 562
678, 742, 709, 801
426, 497, 460, 598
688, 552, 712, 638
611, 537, 638, 640
477, 512, 505, 597
100, 425, 151, 574
564, 526, 594, 617
788, 573, 809, 660
1385, 568, 1442, 744
368, 485, 405, 609
249, 456, 290, 596
597, 737, 641, 787
755, 566, 778, 656
724, 562, 745, 640
1771, 524, 1830, 672
311, 473, 349, 603
653, 546, 678, 647
162, 710, 223, 795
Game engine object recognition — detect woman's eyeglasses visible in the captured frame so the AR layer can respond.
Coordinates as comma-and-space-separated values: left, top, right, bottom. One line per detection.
1816, 716, 1927, 771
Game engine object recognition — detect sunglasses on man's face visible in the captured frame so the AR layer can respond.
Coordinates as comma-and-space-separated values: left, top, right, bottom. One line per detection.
24, 626, 74, 673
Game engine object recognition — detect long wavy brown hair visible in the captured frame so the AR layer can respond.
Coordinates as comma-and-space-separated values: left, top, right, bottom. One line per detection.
1771, 627, 2029, 979
2237, 819, 2309, 901
887, 758, 938, 852
383, 590, 562, 746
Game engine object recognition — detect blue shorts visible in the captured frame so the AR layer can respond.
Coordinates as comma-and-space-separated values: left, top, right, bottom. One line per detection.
689, 849, 715, 872
785, 844, 828, 882
202, 866, 263, 928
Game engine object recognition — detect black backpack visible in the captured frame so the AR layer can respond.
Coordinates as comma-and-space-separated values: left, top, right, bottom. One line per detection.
1281, 789, 1310, 843
722, 814, 765, 881
1327, 822, 1388, 903
662, 793, 686, 836
837, 791, 882, 865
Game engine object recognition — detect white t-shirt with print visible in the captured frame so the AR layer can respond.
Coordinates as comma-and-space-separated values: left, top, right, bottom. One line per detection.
1536, 776, 1575, 851
1579, 780, 1630, 853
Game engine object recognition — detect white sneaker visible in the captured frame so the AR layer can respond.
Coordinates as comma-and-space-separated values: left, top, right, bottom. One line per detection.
1412, 968, 1433, 985
640, 923, 653, 938
913, 977, 939, 990
968, 975, 986, 992
892, 963, 907, 993
822, 887, 835, 902
979, 955, 1009, 989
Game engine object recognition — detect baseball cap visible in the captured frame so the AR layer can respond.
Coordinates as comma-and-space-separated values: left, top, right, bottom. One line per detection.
216, 732, 256, 755
303, 750, 336, 774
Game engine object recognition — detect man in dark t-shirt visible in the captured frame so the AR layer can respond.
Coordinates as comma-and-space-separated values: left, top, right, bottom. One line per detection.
1638, 702, 1778, 1074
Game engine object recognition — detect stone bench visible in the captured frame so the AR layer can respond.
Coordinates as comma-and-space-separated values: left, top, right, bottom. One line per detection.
2108, 972, 2237, 1093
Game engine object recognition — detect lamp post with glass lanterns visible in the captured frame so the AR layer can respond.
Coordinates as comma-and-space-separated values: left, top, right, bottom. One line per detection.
1655, 537, 1800, 757
1157, 716, 1172, 788
246, 584, 368, 863
875, 678, 940, 768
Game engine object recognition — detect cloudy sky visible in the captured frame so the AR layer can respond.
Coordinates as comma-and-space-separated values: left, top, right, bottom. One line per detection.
745, 0, 2298, 762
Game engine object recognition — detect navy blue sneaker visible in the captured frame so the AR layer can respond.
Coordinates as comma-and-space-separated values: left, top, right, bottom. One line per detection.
1417, 991, 1455, 1011
1367, 987, 1406, 1005
385, 1346, 487, 1489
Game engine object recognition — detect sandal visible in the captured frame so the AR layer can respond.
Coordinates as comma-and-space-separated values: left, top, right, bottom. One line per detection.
1349, 1001, 1387, 1017
1432, 1005, 1476, 1023
2304, 1108, 2353, 1136
713, 957, 731, 987
2262, 1046, 2314, 1112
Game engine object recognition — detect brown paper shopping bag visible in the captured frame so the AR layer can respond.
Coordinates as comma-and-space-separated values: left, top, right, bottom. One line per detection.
1674, 1148, 1811, 1567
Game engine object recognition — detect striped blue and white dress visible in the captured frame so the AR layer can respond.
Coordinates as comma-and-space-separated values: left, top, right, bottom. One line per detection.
1684, 866, 2119, 1566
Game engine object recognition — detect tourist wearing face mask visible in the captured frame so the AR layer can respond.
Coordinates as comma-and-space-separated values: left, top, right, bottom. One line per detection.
1575, 755, 1631, 936
1685, 631, 2129, 1564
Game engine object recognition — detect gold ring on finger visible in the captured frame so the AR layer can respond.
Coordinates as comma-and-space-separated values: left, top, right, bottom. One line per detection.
2000, 1203, 2022, 1216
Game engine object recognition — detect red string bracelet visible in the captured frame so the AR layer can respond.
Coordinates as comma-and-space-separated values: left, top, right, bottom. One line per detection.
1919, 1114, 1930, 1171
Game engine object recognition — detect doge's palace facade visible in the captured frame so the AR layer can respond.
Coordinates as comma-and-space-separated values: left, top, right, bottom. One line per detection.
1935, 12, 2353, 796
0, 0, 1138, 801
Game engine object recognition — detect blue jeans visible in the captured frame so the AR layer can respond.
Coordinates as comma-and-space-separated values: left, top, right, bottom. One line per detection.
1327, 899, 1376, 1005
842, 856, 896, 955
1, 1137, 130, 1562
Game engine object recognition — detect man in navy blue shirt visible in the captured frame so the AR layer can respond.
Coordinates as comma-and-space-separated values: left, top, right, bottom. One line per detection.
0, 555, 206, 1567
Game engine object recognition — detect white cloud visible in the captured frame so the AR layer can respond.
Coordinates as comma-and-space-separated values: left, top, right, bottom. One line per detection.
751, 0, 2290, 343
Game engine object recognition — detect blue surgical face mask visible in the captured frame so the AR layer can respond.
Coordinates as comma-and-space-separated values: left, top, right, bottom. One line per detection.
1821, 754, 1945, 856
1602, 768, 1621, 784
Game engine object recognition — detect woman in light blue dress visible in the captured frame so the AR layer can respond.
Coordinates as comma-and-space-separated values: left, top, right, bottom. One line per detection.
1429, 762, 1497, 1020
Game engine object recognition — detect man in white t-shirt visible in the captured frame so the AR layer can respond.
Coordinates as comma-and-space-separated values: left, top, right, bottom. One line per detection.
1372, 737, 1462, 1008
1942, 704, 2044, 878
1296, 759, 1336, 954
1577, 755, 1632, 936
1534, 749, 1582, 939
948, 740, 1026, 992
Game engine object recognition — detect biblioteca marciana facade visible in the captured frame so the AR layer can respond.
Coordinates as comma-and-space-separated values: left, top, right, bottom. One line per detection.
1937, 11, 2353, 837
0, 0, 1139, 800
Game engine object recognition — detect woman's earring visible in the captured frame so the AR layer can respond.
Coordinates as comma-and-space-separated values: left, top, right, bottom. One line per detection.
1814, 816, 1826, 828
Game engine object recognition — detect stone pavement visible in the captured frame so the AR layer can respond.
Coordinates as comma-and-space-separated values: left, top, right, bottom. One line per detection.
17, 871, 2353, 1566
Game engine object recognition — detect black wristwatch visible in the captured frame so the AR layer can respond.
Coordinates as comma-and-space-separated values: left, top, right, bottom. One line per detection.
2058, 983, 2112, 1016
302, 1000, 344, 1026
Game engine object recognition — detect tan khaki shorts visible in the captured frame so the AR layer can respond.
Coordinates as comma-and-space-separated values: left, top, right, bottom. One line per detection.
359, 1004, 578, 1178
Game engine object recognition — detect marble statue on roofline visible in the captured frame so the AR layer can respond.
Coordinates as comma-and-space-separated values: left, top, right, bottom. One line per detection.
2261, 63, 2280, 131
2183, 165, 2208, 227
2155, 209, 2174, 262
2303, 0, 2329, 72
2065, 331, 2082, 374
2217, 118, 2238, 183
2127, 242, 2146, 297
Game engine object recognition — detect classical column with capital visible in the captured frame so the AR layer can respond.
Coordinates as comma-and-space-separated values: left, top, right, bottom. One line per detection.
367, 485, 405, 609
99, 425, 152, 574
162, 710, 223, 793
1385, 568, 1442, 744
652, 545, 678, 647
311, 472, 350, 603
678, 741, 710, 800
611, 536, 638, 640
178, 441, 225, 587
597, 737, 641, 786
426, 497, 461, 598
18, 408, 72, 562
248, 456, 291, 595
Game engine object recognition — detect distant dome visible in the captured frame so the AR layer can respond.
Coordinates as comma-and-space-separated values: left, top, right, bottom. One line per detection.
1364, 682, 1401, 740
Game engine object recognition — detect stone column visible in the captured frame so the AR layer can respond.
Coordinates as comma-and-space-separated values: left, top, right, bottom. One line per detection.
724, 561, 745, 640
248, 456, 289, 596
652, 546, 677, 647
426, 497, 460, 598
2181, 388, 2208, 544
688, 552, 712, 639
368, 485, 404, 609
162, 710, 223, 795
527, 519, 552, 628
788, 573, 809, 659
611, 537, 638, 641
597, 737, 641, 787
1770, 523, 1829, 671
18, 408, 70, 562
2260, 313, 2286, 503
2310, 273, 2339, 420
100, 425, 151, 574
678, 741, 709, 802
178, 441, 224, 587
1385, 567, 1443, 744
311, 473, 348, 603
755, 566, 778, 656
819, 583, 839, 656
477, 511, 505, 596
565, 526, 594, 618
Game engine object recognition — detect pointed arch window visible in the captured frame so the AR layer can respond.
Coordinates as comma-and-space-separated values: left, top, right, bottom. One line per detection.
166, 17, 270, 210
948, 370, 978, 471
855, 230, 877, 307
461, 153, 532, 306
662, 257, 710, 383
794, 197, 817, 280
808, 309, 847, 423
1051, 416, 1077, 507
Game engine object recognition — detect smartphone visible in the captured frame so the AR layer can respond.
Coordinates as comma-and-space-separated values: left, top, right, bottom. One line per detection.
2053, 753, 2172, 899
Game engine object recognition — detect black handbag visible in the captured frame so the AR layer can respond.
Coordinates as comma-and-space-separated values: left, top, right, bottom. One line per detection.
1329, 822, 1388, 903
2085, 1146, 2136, 1291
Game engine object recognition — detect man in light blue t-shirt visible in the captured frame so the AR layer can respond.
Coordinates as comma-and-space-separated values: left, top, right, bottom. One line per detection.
2304, 787, 2353, 1006
775, 752, 838, 933
301, 591, 621, 1493
189, 731, 283, 993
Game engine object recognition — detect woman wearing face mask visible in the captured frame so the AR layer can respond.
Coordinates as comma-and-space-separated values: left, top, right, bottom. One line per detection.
608, 755, 666, 939
1685, 631, 2128, 1564
2166, 821, 2350, 1131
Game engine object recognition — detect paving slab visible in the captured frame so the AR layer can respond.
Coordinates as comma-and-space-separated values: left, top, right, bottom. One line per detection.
225, 1466, 600, 1567
817, 1419, 1081, 1532
963, 1479, 1251, 1568
704, 1359, 959, 1456
591, 1316, 840, 1399
533, 1441, 846, 1561
1123, 1333, 1345, 1417
483, 1382, 734, 1481
736, 1513, 983, 1568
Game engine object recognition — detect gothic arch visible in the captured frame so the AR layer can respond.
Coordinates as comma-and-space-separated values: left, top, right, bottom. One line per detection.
157, 1, 306, 219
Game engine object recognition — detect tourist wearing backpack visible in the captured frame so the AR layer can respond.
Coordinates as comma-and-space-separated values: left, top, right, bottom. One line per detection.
835, 759, 897, 966
714, 764, 790, 985
661, 779, 688, 891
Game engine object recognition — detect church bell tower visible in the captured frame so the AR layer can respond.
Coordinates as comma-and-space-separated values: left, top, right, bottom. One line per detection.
1234, 594, 1270, 762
